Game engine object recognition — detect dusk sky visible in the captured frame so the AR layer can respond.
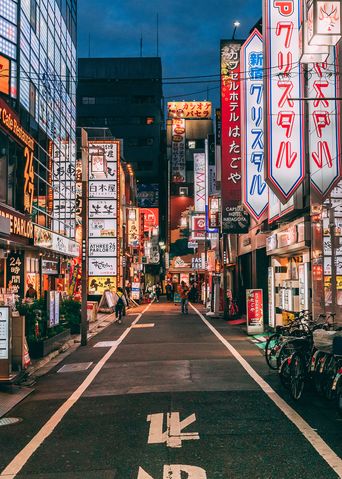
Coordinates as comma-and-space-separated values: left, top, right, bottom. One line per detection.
77, 0, 261, 109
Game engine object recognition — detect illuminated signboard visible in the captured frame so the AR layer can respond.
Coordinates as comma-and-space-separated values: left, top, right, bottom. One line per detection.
127, 208, 140, 247
194, 153, 206, 212
220, 40, 249, 233
171, 118, 186, 182
308, 0, 341, 46
308, 47, 341, 198
167, 101, 212, 119
264, 0, 305, 202
241, 29, 268, 221
0, 55, 10, 95
88, 141, 120, 288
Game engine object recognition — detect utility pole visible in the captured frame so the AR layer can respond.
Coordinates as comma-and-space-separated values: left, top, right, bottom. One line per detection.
81, 129, 88, 346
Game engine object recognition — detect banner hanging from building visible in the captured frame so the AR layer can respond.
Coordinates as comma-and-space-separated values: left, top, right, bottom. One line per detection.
171, 118, 186, 182
241, 29, 268, 221
264, 0, 305, 202
194, 153, 206, 212
221, 40, 249, 233
308, 47, 341, 199
88, 141, 120, 291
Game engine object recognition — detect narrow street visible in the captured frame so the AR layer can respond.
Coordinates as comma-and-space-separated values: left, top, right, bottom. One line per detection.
0, 300, 341, 479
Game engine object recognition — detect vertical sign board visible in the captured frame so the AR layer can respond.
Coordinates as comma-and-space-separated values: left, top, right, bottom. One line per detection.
221, 41, 250, 233
246, 289, 264, 334
171, 118, 186, 183
0, 307, 10, 379
241, 29, 268, 220
88, 141, 120, 294
264, 0, 305, 202
6, 252, 25, 299
194, 153, 206, 212
308, 48, 341, 199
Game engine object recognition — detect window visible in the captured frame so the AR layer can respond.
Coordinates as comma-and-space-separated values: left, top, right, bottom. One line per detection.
29, 81, 36, 117
30, 0, 37, 32
146, 116, 155, 125
132, 95, 155, 104
65, 66, 71, 95
82, 97, 95, 104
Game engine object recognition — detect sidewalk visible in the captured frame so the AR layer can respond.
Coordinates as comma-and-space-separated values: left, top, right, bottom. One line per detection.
0, 305, 144, 418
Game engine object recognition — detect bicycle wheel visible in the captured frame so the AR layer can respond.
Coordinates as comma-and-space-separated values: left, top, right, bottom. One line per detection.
322, 355, 337, 401
312, 352, 327, 395
279, 356, 292, 389
265, 333, 282, 370
277, 339, 299, 369
289, 352, 306, 400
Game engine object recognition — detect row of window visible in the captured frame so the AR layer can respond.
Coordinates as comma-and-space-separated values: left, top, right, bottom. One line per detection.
82, 95, 157, 105
80, 116, 155, 126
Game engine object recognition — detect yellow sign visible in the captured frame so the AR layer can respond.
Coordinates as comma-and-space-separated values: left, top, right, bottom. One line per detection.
167, 101, 212, 119
24, 147, 34, 214
88, 276, 117, 295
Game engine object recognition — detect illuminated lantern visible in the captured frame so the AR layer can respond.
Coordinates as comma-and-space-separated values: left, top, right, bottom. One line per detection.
299, 21, 329, 62
307, 0, 342, 46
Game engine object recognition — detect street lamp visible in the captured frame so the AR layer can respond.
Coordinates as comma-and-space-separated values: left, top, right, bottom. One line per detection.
232, 21, 240, 40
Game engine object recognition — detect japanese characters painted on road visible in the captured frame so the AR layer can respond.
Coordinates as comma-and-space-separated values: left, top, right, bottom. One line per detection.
147, 412, 199, 448
137, 465, 207, 479
246, 289, 264, 335
221, 40, 250, 233
308, 47, 341, 199
241, 29, 268, 221
194, 153, 206, 212
191, 214, 206, 240
87, 140, 120, 290
171, 118, 186, 183
168, 101, 212, 119
263, 0, 305, 203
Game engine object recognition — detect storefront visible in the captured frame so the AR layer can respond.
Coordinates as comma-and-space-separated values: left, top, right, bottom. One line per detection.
266, 218, 311, 327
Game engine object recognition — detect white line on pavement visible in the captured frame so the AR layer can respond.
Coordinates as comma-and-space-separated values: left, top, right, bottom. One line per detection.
190, 303, 342, 478
0, 302, 154, 479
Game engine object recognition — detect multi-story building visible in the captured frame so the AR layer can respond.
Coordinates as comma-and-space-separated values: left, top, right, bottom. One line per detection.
0, 0, 78, 299
77, 57, 167, 241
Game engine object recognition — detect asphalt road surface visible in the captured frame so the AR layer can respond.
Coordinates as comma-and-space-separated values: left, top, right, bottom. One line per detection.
0, 299, 341, 479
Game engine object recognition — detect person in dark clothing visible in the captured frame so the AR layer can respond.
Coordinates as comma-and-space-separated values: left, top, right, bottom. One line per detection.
166, 283, 172, 301
26, 284, 37, 300
155, 283, 162, 302
114, 287, 127, 324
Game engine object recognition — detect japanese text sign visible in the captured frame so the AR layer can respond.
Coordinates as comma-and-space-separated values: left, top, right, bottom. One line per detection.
168, 101, 212, 119
241, 29, 268, 220
308, 47, 341, 198
246, 289, 264, 334
221, 40, 250, 234
264, 0, 305, 202
194, 153, 206, 212
171, 118, 186, 183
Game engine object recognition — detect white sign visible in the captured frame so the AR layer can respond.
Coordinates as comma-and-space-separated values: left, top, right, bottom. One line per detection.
89, 181, 117, 198
147, 412, 199, 448
308, 48, 341, 198
132, 282, 140, 300
88, 257, 117, 276
0, 307, 9, 360
89, 200, 117, 218
89, 218, 117, 238
194, 153, 206, 212
89, 238, 117, 257
137, 466, 207, 479
241, 29, 268, 220
264, 0, 305, 202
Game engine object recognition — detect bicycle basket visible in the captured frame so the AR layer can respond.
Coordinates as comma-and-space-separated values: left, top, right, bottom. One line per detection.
313, 330, 342, 354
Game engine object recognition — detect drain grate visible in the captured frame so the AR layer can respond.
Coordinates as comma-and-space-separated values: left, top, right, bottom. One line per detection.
57, 362, 93, 373
0, 417, 22, 427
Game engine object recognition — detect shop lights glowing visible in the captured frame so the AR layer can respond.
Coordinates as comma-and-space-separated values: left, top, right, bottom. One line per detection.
307, 0, 342, 46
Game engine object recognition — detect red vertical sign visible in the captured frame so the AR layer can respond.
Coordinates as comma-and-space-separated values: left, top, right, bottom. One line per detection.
221, 41, 249, 233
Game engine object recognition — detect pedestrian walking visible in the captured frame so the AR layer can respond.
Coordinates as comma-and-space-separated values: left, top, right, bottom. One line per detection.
166, 282, 172, 302
178, 281, 189, 314
155, 283, 162, 302
114, 287, 128, 324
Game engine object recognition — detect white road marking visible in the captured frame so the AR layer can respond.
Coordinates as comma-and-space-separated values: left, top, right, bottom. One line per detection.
137, 465, 207, 479
93, 341, 118, 348
190, 303, 342, 478
132, 323, 155, 329
0, 302, 153, 479
147, 412, 199, 448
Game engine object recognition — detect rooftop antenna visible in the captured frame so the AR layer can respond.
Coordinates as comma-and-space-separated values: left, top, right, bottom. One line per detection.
156, 13, 159, 56
140, 32, 143, 57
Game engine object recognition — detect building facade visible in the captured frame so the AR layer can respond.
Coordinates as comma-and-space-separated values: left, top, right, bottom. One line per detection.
0, 0, 78, 300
